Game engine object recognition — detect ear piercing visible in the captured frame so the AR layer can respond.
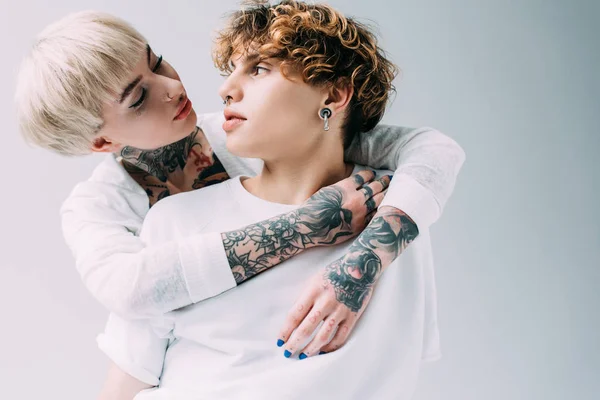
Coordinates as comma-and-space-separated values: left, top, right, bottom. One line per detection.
319, 108, 332, 131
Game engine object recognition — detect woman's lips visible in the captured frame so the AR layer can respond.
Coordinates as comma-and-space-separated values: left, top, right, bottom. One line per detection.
222, 117, 245, 132
174, 99, 192, 121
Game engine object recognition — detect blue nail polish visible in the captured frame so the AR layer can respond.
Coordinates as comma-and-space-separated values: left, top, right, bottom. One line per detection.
299, 353, 307, 360
277, 339, 285, 347
319, 351, 327, 355
284, 350, 292, 358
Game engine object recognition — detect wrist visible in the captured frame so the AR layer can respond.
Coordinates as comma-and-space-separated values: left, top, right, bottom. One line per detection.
351, 208, 418, 269
290, 209, 321, 250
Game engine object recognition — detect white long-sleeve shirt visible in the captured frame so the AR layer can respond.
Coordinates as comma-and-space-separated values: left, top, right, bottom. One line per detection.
60, 112, 465, 319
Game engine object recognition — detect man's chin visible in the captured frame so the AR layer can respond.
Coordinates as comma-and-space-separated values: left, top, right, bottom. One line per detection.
225, 138, 260, 159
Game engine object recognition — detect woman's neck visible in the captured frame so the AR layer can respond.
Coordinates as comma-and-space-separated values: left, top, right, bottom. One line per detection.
120, 128, 198, 182
120, 127, 229, 205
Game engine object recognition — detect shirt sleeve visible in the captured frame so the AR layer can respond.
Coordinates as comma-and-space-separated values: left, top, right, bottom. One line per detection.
97, 313, 170, 386
344, 125, 466, 230
60, 182, 237, 319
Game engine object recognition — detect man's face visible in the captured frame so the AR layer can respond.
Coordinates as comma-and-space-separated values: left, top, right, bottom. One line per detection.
217, 51, 331, 162
94, 45, 197, 153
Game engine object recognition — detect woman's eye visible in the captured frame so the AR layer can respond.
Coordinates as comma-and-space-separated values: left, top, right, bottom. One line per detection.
130, 88, 146, 109
152, 55, 163, 73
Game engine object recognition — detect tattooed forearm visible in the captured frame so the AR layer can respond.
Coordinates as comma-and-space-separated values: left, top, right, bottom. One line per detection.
324, 207, 419, 312
296, 187, 355, 245
355, 211, 419, 261
222, 187, 358, 284
223, 213, 310, 283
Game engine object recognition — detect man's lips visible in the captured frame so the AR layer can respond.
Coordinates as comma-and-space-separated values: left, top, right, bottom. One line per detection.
222, 109, 247, 132
174, 98, 192, 121
222, 117, 245, 132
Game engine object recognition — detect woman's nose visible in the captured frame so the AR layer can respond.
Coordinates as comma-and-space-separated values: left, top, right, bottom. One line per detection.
163, 77, 185, 102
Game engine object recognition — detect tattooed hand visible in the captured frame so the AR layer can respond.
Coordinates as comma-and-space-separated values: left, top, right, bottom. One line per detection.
221, 170, 391, 284
277, 206, 419, 359
298, 170, 392, 246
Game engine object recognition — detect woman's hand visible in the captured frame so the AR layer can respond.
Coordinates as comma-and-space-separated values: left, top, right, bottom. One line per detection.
276, 206, 419, 359
297, 170, 392, 247
276, 249, 380, 358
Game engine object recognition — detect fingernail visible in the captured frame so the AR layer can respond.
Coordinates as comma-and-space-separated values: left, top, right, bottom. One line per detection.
299, 353, 307, 360
319, 351, 327, 355
277, 339, 285, 347
284, 350, 292, 358
387, 174, 394, 180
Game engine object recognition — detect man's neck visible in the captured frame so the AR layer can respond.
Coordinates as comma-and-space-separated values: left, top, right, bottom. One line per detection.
120, 127, 228, 204
244, 144, 352, 205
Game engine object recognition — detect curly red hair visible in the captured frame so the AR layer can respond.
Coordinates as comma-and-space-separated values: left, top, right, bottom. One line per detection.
213, 0, 398, 147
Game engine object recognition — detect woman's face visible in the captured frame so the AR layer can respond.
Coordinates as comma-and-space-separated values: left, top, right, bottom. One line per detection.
94, 45, 197, 153
218, 52, 331, 161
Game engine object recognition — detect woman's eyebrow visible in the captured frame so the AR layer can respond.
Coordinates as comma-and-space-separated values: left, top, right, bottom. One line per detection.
119, 76, 142, 104
118, 45, 153, 104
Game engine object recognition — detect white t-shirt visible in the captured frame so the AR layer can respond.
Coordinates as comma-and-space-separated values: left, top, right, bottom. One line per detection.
99, 165, 439, 399
61, 112, 465, 319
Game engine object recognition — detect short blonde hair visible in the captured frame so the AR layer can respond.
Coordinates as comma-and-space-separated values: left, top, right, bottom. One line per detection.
15, 11, 147, 156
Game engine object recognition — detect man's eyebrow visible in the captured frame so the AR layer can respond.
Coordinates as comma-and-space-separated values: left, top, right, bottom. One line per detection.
245, 53, 261, 63
231, 52, 262, 68
118, 45, 152, 104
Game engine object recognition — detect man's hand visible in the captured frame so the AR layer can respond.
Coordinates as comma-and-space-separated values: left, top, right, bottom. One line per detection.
276, 206, 419, 358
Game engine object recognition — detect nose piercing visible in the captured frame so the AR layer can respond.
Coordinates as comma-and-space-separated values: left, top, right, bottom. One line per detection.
223, 96, 232, 105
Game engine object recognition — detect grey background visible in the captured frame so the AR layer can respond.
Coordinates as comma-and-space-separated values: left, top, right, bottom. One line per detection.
1, 0, 598, 399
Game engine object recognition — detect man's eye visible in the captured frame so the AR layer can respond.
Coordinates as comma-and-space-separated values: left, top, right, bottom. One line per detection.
252, 66, 268, 76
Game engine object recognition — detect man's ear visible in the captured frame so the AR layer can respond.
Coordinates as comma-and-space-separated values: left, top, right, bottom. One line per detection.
90, 136, 122, 153
323, 79, 354, 116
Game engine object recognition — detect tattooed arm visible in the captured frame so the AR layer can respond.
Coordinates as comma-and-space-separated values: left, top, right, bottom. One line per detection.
345, 125, 465, 230
61, 166, 386, 318
222, 171, 390, 284
278, 205, 419, 357
273, 125, 464, 356
324, 206, 418, 311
